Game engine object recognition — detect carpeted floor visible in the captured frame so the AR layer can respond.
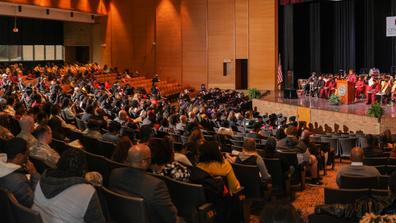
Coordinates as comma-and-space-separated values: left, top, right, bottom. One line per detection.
292, 161, 350, 219
249, 161, 349, 223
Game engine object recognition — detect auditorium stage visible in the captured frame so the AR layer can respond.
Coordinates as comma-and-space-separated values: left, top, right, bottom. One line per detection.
252, 94, 396, 134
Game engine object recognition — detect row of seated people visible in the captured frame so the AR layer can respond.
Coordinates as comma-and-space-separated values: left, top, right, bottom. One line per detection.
309, 146, 396, 223
0, 109, 328, 222
303, 69, 396, 104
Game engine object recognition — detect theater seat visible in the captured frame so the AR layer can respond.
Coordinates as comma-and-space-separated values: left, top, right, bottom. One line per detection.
231, 163, 269, 200
324, 187, 369, 204
308, 214, 358, 223
29, 157, 51, 174
152, 174, 215, 223
0, 188, 15, 223
339, 176, 378, 189
99, 186, 149, 223
7, 190, 43, 223
264, 158, 291, 198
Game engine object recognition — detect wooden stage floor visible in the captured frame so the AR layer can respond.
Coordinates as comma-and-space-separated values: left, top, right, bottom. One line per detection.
262, 93, 396, 118
253, 93, 396, 134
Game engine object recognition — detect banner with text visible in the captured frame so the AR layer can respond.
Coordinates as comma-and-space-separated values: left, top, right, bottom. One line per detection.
386, 16, 396, 37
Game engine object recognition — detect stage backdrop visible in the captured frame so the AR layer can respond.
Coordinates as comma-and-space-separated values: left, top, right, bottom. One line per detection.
279, 0, 396, 79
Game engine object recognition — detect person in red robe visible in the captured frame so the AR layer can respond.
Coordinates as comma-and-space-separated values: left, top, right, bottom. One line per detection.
355, 76, 366, 101
366, 79, 380, 105
325, 78, 337, 98
346, 69, 357, 84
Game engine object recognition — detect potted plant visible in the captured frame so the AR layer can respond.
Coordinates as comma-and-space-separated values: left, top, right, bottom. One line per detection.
328, 94, 341, 105
248, 88, 261, 100
368, 103, 385, 122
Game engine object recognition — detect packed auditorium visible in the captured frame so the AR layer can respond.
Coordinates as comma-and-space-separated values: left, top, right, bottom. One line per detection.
2, 0, 396, 223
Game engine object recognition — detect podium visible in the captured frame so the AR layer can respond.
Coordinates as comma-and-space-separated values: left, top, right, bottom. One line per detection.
336, 80, 355, 104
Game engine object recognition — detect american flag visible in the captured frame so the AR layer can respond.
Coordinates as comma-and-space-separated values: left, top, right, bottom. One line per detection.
277, 54, 283, 85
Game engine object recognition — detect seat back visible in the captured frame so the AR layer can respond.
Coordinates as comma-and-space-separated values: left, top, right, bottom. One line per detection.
100, 187, 149, 223
339, 138, 357, 158
264, 158, 287, 195
387, 157, 396, 166
371, 189, 390, 197
278, 152, 302, 186
324, 187, 369, 204
155, 175, 208, 223
75, 118, 86, 131
387, 165, 396, 175
231, 163, 264, 199
374, 165, 387, 175
320, 137, 338, 154
0, 188, 15, 223
50, 138, 67, 155
229, 139, 243, 147
97, 140, 116, 158
363, 157, 388, 166
8, 190, 43, 223
29, 157, 50, 174
339, 176, 378, 189
80, 135, 100, 153
83, 150, 112, 186
377, 175, 389, 190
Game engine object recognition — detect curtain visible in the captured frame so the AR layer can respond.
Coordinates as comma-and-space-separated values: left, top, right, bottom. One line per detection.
333, 0, 356, 73
310, 2, 321, 73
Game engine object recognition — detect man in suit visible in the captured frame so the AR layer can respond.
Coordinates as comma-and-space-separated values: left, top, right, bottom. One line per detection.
336, 147, 380, 187
109, 144, 178, 223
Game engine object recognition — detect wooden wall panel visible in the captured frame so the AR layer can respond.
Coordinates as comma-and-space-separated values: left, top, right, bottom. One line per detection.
181, 0, 207, 89
208, 0, 235, 89
132, 0, 155, 75
235, 0, 248, 59
109, 0, 134, 71
248, 0, 277, 91
156, 0, 182, 84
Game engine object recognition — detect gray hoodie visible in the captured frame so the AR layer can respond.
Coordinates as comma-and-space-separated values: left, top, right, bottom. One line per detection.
0, 160, 40, 208
236, 153, 271, 181
33, 170, 105, 223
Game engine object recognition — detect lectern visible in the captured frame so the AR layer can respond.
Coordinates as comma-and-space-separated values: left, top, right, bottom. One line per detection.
336, 80, 355, 104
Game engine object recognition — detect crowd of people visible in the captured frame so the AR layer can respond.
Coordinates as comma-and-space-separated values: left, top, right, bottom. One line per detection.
0, 62, 395, 223
303, 68, 396, 105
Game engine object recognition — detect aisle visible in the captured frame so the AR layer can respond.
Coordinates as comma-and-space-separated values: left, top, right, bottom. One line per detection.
292, 161, 349, 219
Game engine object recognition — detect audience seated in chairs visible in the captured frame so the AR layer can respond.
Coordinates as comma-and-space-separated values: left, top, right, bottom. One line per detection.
110, 136, 132, 164
32, 149, 105, 223
16, 115, 37, 148
314, 171, 396, 221
174, 142, 193, 167
363, 134, 384, 157
30, 125, 60, 169
227, 138, 271, 182
149, 136, 191, 182
277, 126, 322, 185
109, 144, 178, 223
336, 147, 380, 187
196, 141, 241, 195
83, 119, 103, 140
102, 121, 121, 144
0, 138, 40, 208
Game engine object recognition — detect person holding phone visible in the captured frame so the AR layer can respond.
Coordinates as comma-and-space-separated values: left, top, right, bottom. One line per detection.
0, 137, 40, 208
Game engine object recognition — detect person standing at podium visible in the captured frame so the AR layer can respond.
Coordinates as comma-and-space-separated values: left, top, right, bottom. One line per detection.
346, 69, 357, 84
